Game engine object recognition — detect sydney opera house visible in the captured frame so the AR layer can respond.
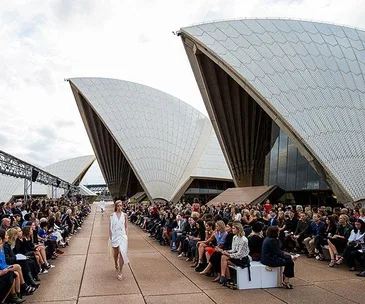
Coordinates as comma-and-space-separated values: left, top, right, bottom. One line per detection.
69, 78, 233, 202
179, 18, 365, 206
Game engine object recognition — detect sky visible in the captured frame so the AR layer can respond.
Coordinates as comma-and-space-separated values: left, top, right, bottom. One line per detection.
1, 0, 365, 184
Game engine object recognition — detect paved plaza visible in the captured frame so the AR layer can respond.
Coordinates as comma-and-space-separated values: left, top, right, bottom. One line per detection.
28, 204, 364, 304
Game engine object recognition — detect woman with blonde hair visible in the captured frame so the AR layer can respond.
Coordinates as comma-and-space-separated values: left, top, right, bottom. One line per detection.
216, 222, 249, 286
109, 200, 130, 280
328, 214, 352, 267
195, 220, 227, 272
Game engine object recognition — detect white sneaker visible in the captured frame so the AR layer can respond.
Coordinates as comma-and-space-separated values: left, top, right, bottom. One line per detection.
39, 269, 48, 275
77, 227, 82, 230
48, 264, 55, 268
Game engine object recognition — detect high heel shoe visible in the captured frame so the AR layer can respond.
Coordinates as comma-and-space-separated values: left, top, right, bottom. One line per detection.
335, 256, 344, 265
282, 281, 293, 289
199, 269, 210, 275
219, 276, 227, 286
328, 259, 336, 267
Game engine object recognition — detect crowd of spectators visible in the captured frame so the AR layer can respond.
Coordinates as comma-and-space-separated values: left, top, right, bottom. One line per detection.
128, 198, 365, 289
0, 196, 91, 303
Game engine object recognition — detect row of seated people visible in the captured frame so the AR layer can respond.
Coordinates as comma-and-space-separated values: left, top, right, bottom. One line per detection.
272, 209, 365, 274
129, 208, 297, 289
0, 200, 90, 303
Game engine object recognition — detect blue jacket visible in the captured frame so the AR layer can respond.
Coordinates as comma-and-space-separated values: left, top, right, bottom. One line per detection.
0, 246, 9, 270
309, 221, 325, 237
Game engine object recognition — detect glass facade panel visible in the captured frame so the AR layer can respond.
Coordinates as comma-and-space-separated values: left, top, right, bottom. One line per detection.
287, 142, 297, 166
296, 163, 308, 189
286, 165, 296, 190
269, 165, 277, 185
270, 137, 279, 168
277, 165, 287, 187
278, 130, 288, 168
320, 178, 329, 189
307, 165, 320, 189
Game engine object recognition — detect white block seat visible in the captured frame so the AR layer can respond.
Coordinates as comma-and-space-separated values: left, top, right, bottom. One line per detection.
229, 261, 283, 290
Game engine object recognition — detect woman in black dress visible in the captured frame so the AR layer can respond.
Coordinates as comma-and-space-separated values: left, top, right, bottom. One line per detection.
327, 214, 352, 267
248, 222, 264, 261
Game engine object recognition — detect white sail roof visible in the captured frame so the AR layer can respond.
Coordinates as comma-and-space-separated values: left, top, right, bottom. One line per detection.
69, 78, 232, 201
181, 19, 365, 202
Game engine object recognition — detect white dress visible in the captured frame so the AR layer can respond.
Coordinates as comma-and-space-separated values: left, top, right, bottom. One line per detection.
110, 212, 130, 264
99, 200, 106, 211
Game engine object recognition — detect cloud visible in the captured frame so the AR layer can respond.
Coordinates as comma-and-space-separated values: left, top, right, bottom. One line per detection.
0, 133, 9, 146
37, 126, 58, 140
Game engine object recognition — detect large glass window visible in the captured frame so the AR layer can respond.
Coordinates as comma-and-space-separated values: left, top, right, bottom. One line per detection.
267, 123, 328, 191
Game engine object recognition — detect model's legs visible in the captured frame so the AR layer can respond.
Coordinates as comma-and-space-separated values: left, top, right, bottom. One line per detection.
113, 247, 119, 270
119, 248, 124, 275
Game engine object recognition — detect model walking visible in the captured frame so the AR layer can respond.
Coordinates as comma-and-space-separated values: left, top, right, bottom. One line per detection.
99, 199, 106, 216
109, 200, 130, 280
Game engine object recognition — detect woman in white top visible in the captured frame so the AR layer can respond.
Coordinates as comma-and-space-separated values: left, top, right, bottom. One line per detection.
232, 207, 242, 222
216, 222, 249, 286
344, 219, 365, 271
109, 200, 130, 280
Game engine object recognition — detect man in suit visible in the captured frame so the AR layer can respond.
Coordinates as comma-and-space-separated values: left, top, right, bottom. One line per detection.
268, 210, 278, 226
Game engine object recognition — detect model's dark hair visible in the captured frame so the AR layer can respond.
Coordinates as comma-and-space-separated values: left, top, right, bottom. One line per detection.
354, 219, 365, 234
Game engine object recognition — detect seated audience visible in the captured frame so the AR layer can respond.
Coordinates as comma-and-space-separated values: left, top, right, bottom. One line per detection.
199, 222, 234, 280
